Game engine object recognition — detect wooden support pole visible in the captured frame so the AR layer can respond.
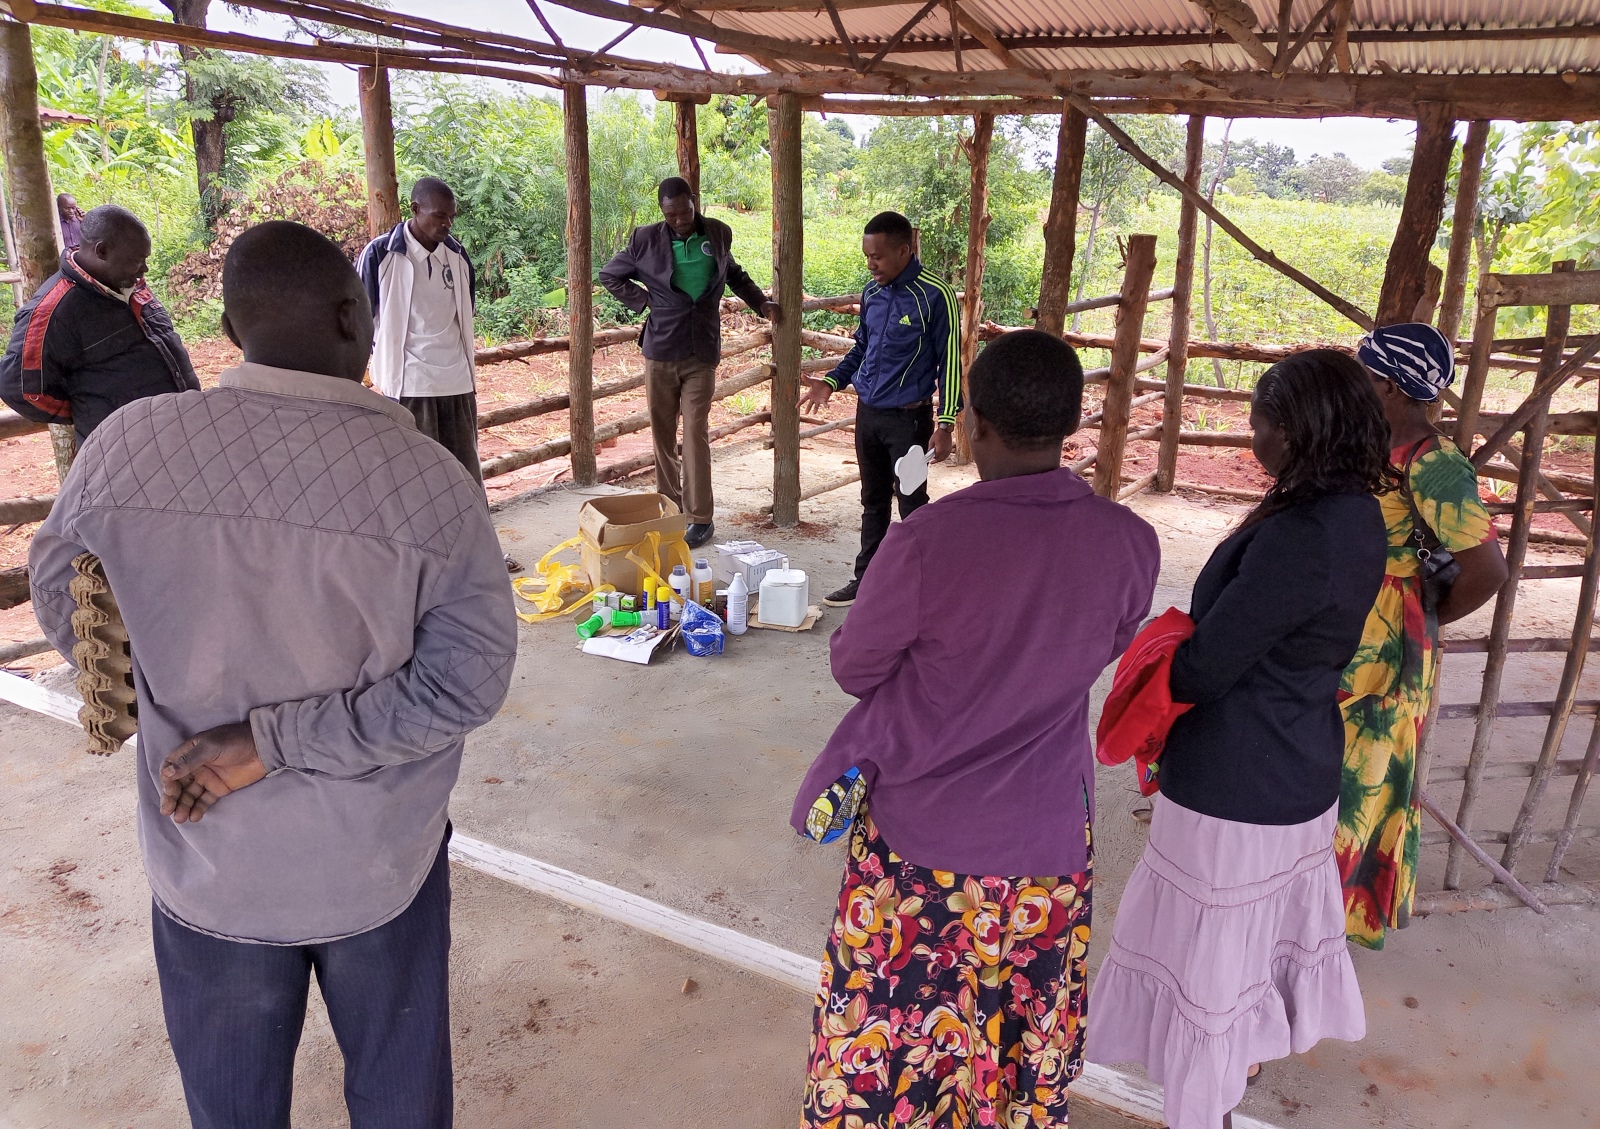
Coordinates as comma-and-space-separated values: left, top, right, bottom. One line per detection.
1034, 103, 1087, 337
1439, 120, 1490, 344
563, 83, 597, 486
955, 111, 994, 465
1376, 103, 1456, 326
357, 66, 402, 240
768, 92, 803, 527
1445, 270, 1570, 888
0, 21, 59, 297
1504, 264, 1589, 874
0, 20, 75, 483
1157, 115, 1205, 493
1454, 302, 1497, 449
674, 98, 701, 204
1093, 235, 1158, 499
0, 173, 22, 307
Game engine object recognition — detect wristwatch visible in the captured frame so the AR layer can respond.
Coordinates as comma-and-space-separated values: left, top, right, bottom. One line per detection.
936, 421, 954, 431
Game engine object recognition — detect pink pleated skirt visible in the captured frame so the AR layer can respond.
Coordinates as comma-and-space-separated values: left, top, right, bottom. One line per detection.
1085, 793, 1365, 1129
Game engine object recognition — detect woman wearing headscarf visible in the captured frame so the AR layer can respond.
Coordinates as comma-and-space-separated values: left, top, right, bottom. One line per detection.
1337, 323, 1508, 950
1087, 350, 1390, 1129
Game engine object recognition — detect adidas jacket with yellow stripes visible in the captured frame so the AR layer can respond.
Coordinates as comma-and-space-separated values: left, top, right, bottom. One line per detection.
824, 257, 963, 425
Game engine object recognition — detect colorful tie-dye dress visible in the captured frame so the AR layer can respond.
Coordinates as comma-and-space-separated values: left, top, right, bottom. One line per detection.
1335, 436, 1494, 949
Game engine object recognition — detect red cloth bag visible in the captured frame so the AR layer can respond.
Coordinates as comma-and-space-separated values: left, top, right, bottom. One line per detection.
1095, 607, 1196, 797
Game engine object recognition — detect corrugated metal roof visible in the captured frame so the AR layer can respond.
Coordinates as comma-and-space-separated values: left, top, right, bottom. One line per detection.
708, 1, 1600, 76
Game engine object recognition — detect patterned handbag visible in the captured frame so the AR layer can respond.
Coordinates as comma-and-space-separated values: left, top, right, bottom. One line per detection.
802, 767, 868, 844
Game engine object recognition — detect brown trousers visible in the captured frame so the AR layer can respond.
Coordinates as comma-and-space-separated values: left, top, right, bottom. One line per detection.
645, 357, 717, 523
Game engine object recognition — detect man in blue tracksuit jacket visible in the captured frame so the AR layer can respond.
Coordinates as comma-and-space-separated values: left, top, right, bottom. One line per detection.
800, 210, 962, 606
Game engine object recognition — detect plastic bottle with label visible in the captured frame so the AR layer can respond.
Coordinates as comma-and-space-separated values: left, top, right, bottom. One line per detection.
693, 558, 715, 606
668, 565, 690, 621
726, 573, 749, 636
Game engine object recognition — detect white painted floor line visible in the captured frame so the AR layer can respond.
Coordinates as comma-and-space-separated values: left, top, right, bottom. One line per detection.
0, 668, 1282, 1129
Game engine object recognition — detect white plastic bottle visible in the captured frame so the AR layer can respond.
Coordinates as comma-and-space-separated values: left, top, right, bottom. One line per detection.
669, 564, 691, 621
726, 573, 749, 635
693, 557, 715, 606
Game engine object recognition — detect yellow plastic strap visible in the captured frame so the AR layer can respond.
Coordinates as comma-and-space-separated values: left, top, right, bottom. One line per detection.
511, 537, 607, 624
511, 528, 692, 624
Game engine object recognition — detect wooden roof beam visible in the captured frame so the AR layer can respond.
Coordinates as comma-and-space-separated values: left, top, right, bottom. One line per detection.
863, 0, 940, 73
1273, 0, 1339, 78
660, 0, 905, 9
822, 0, 862, 71
798, 23, 1600, 57
1061, 89, 1374, 330
24, 2, 567, 86
1189, 0, 1276, 70
950, 2, 1016, 68
546, 0, 894, 75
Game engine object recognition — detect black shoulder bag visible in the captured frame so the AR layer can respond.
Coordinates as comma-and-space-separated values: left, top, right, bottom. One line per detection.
1401, 436, 1461, 614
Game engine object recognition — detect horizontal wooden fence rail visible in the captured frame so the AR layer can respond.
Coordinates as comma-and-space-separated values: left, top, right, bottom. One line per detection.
0, 411, 42, 441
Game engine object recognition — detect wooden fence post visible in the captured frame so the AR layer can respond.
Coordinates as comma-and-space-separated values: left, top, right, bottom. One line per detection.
1093, 234, 1158, 499
1034, 103, 1086, 337
1156, 115, 1204, 493
563, 83, 596, 487
768, 92, 802, 527
357, 66, 402, 240
674, 98, 701, 205
1438, 119, 1490, 345
1377, 103, 1455, 326
955, 111, 994, 465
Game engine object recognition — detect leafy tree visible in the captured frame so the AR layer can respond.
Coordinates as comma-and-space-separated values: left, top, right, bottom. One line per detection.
1207, 139, 1300, 199
1357, 170, 1407, 207
1292, 153, 1364, 204
699, 95, 770, 211
1072, 116, 1181, 325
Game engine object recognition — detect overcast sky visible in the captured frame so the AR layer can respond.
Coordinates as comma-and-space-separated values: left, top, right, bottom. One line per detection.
199, 0, 1420, 169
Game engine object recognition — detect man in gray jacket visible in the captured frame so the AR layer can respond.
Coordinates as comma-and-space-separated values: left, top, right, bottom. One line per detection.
599, 177, 775, 548
29, 221, 516, 1129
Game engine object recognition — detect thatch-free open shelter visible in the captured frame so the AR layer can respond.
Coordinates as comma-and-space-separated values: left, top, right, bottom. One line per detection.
5, 0, 1600, 913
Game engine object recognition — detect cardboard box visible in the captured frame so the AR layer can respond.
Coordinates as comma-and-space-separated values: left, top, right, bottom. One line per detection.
578, 492, 688, 594
714, 540, 766, 583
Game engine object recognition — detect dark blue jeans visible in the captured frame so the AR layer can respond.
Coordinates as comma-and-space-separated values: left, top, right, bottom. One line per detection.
152, 835, 453, 1129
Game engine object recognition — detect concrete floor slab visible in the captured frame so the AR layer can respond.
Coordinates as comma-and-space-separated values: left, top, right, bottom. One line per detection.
3, 447, 1596, 1128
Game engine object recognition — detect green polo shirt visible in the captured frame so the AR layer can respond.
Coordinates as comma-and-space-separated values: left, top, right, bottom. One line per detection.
670, 230, 715, 301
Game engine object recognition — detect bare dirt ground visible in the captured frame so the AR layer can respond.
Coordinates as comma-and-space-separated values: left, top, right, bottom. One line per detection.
3, 437, 1597, 1127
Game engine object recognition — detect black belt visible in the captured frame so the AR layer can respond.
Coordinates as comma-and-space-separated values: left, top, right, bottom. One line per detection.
861, 398, 933, 412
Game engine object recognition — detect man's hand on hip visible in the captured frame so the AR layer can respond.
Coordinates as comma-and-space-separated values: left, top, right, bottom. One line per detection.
930, 425, 954, 463
799, 377, 833, 413
160, 721, 268, 824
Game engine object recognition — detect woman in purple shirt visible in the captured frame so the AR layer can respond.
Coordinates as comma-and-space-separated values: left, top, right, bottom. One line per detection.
792, 330, 1160, 1129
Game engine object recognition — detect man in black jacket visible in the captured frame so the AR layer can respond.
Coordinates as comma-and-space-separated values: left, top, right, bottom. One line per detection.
599, 177, 776, 548
1, 205, 198, 446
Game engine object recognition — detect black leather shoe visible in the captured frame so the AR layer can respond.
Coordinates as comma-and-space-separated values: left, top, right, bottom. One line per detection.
823, 579, 859, 607
686, 522, 715, 549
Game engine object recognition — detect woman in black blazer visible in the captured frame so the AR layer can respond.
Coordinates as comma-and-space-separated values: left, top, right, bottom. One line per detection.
1086, 350, 1394, 1129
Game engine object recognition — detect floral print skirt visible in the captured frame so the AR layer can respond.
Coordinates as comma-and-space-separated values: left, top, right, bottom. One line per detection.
801, 809, 1092, 1129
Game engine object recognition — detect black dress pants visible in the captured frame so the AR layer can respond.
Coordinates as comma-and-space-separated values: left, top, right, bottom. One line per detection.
852, 401, 935, 580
